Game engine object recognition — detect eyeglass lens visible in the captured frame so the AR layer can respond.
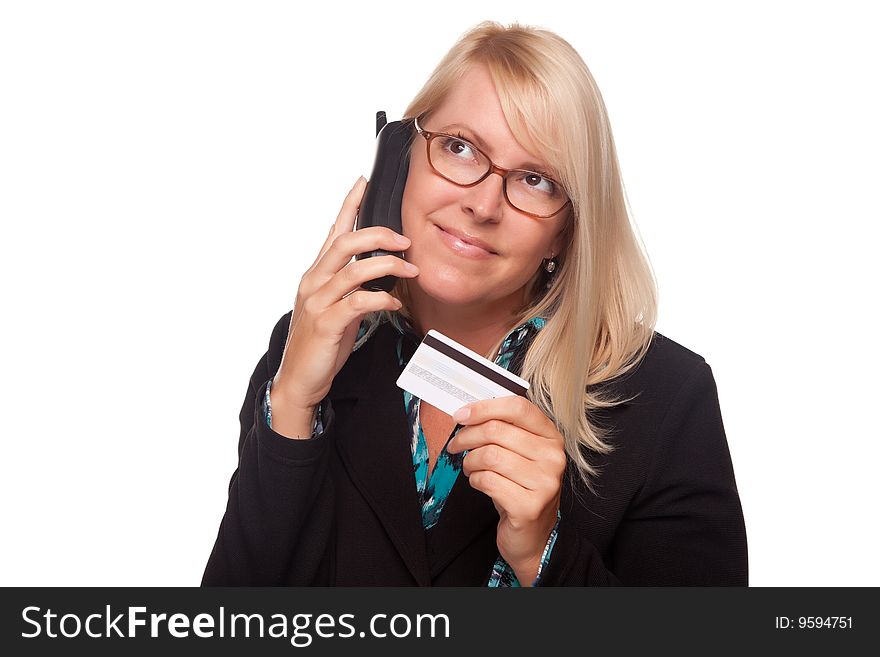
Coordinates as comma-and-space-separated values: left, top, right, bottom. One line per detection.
428, 134, 568, 217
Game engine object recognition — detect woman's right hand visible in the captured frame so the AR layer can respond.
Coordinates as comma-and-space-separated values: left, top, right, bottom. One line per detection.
269, 176, 420, 438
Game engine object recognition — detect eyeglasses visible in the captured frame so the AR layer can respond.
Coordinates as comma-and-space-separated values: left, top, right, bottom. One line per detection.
412, 116, 571, 220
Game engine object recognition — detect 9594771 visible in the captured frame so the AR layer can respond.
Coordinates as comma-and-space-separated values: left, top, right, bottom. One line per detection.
775, 617, 853, 629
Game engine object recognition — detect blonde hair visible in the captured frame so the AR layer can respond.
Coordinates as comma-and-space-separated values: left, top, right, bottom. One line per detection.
354, 20, 658, 496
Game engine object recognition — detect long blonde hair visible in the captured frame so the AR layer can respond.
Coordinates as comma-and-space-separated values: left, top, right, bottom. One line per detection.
354, 20, 658, 496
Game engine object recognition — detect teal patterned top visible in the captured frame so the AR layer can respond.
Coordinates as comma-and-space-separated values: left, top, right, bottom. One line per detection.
264, 312, 560, 586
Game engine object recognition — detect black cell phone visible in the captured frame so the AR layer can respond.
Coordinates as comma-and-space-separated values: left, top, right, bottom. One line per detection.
355, 111, 413, 292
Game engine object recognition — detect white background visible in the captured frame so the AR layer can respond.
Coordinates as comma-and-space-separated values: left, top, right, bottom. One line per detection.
1, 1, 877, 586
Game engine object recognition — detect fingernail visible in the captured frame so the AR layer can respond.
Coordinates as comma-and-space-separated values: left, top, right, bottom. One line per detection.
404, 261, 419, 273
453, 406, 470, 423
395, 234, 411, 245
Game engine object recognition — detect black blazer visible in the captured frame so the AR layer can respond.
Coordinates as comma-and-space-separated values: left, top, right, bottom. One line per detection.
201, 312, 748, 586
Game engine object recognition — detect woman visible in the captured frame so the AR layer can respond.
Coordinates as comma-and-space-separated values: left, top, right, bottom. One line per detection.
202, 21, 747, 586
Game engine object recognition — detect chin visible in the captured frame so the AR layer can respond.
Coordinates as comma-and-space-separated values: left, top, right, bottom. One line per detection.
411, 266, 487, 305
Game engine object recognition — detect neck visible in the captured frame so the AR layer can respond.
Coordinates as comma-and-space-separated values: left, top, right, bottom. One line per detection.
405, 282, 527, 360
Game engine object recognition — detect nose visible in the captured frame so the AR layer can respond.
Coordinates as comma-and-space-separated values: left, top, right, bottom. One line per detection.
461, 170, 505, 222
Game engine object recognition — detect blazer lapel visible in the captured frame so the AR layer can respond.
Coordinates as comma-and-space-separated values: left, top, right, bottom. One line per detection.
332, 323, 432, 586
391, 319, 500, 579
423, 454, 499, 579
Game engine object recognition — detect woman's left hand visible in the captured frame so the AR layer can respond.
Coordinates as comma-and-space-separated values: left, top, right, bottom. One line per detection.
447, 396, 567, 585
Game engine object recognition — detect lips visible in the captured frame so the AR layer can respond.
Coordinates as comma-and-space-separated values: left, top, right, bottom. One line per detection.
435, 224, 497, 254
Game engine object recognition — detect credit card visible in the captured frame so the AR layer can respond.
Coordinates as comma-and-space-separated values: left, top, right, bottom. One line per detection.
396, 329, 529, 418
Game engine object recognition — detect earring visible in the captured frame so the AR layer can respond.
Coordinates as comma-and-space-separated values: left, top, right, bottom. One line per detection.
543, 255, 557, 290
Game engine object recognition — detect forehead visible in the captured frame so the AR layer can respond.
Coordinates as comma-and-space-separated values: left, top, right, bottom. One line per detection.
428, 64, 552, 173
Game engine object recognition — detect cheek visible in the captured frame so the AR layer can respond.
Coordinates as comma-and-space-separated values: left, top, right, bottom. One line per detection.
401, 170, 453, 234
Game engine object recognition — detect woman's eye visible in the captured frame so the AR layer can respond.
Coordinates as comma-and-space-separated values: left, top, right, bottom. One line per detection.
441, 136, 476, 158
521, 173, 556, 195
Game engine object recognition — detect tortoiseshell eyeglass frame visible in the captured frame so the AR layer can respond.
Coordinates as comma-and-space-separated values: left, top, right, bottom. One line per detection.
411, 115, 571, 220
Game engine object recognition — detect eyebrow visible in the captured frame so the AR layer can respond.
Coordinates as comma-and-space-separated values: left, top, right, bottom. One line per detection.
438, 123, 558, 178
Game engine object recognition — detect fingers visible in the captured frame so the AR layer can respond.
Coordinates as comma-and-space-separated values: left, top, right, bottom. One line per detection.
463, 444, 562, 524
331, 176, 368, 240
300, 175, 414, 309
449, 417, 568, 505
453, 395, 557, 440
313, 177, 368, 267
466, 469, 531, 519
462, 444, 548, 491
319, 227, 411, 277
309, 253, 418, 316
449, 420, 548, 462
312, 285, 401, 338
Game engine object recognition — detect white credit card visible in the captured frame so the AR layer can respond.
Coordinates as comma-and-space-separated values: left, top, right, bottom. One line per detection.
396, 329, 529, 418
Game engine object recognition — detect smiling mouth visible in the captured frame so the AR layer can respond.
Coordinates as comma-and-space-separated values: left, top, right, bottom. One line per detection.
436, 225, 497, 255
